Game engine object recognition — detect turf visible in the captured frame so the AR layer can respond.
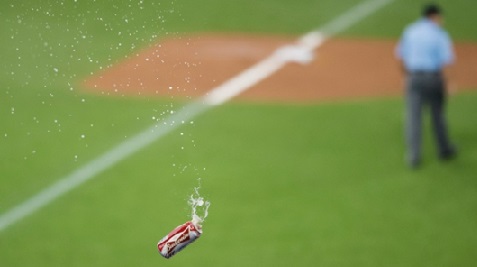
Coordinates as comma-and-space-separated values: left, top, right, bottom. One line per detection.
1, 94, 477, 266
346, 0, 477, 40
1, 0, 477, 266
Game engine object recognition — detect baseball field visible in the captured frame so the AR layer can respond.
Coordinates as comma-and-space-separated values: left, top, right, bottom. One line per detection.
1, 0, 477, 266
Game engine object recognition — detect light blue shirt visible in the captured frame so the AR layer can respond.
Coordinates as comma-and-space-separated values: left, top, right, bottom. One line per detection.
396, 18, 454, 71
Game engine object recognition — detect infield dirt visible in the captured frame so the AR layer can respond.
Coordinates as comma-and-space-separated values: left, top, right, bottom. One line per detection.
83, 33, 477, 103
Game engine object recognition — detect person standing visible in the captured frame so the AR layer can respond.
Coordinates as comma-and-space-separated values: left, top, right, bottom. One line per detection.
396, 3, 457, 169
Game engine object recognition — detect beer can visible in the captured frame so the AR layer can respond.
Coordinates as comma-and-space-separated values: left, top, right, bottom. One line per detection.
157, 219, 202, 259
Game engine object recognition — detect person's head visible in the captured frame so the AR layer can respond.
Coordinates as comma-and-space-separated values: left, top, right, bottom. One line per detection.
422, 3, 443, 24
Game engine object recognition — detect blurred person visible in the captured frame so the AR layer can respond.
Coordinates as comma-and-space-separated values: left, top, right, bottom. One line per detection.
396, 3, 457, 169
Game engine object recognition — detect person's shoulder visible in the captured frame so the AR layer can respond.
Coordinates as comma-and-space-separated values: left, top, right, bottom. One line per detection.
439, 28, 452, 42
429, 22, 451, 39
438, 27, 450, 36
405, 21, 418, 30
406, 19, 426, 30
403, 19, 423, 33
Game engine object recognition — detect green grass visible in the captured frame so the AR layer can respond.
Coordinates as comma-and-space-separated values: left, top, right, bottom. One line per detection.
1, 0, 477, 266
347, 0, 477, 40
1, 94, 477, 266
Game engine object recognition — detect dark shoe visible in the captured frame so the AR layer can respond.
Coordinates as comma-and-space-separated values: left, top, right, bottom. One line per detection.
439, 146, 457, 161
408, 158, 421, 169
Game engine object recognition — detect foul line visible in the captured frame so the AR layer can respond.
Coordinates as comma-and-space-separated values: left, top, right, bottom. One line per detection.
0, 0, 394, 232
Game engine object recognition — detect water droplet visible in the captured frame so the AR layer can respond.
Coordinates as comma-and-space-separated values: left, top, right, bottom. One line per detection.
197, 199, 204, 206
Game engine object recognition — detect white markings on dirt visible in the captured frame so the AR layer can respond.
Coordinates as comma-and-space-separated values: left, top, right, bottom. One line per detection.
275, 45, 315, 64
202, 53, 291, 105
0, 0, 394, 232
202, 0, 394, 105
202, 35, 324, 105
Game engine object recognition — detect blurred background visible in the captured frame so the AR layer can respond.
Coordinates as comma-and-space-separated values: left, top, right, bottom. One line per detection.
1, 0, 476, 266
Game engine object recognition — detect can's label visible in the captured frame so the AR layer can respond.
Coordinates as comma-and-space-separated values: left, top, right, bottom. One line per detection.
157, 221, 202, 259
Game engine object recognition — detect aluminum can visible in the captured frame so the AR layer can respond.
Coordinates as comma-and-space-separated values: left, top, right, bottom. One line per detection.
157, 221, 202, 259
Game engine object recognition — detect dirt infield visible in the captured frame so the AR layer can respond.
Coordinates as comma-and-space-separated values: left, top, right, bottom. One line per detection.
83, 33, 477, 103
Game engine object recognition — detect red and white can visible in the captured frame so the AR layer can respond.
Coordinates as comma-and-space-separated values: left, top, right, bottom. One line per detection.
157, 218, 202, 259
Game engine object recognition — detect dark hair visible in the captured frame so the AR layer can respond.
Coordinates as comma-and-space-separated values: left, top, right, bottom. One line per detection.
422, 3, 442, 17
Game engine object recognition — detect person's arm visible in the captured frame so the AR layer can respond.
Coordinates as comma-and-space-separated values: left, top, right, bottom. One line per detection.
440, 31, 454, 67
440, 31, 455, 79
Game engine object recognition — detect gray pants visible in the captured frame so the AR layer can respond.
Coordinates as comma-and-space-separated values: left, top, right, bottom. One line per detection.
405, 72, 453, 163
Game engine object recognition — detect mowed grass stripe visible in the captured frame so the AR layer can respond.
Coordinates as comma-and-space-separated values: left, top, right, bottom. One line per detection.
2, 93, 476, 266
0, 0, 395, 232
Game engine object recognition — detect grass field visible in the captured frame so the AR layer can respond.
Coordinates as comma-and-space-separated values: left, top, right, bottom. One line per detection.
1, 0, 477, 266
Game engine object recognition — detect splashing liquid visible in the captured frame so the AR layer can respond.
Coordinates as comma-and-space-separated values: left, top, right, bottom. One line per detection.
188, 184, 210, 226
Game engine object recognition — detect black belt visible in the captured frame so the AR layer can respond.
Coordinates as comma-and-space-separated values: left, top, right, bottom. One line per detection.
408, 70, 441, 76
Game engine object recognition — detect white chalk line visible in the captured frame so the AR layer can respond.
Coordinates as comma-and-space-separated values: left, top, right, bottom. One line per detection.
0, 0, 394, 232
